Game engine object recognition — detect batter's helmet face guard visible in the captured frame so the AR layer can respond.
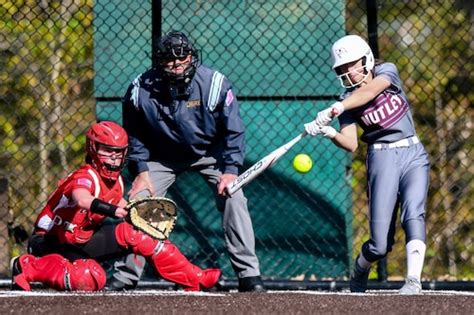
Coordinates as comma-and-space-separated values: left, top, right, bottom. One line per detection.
154, 31, 200, 96
86, 121, 128, 181
331, 35, 374, 88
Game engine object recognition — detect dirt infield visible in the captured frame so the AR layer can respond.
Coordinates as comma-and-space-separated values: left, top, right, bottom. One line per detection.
1, 290, 473, 314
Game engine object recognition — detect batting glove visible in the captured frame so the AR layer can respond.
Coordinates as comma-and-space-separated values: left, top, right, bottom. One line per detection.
314, 102, 345, 126
330, 101, 345, 116
319, 126, 337, 139
304, 123, 337, 138
304, 120, 322, 136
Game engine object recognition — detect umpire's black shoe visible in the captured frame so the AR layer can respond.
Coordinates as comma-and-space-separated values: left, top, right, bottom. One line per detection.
104, 277, 138, 291
238, 276, 266, 292
350, 261, 370, 293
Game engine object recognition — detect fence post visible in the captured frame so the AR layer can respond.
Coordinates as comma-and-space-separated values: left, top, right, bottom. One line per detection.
151, 0, 162, 69
0, 175, 9, 276
366, 0, 379, 59
366, 0, 388, 282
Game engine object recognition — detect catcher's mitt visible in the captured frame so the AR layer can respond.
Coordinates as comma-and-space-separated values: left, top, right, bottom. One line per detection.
125, 197, 177, 240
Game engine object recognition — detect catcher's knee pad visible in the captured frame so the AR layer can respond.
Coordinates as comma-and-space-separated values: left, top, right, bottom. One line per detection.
67, 259, 106, 291
115, 222, 161, 256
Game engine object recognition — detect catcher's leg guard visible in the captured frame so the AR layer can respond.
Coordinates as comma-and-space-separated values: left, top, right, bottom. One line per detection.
152, 241, 221, 291
115, 222, 221, 291
11, 254, 106, 291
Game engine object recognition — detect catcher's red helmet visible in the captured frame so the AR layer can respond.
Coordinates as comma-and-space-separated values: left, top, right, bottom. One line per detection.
86, 121, 128, 181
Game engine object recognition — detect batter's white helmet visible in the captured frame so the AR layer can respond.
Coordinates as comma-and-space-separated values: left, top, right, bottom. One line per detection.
331, 35, 375, 88
331, 35, 374, 70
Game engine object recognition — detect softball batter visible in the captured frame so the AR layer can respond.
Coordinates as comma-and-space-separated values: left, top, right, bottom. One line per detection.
304, 35, 430, 294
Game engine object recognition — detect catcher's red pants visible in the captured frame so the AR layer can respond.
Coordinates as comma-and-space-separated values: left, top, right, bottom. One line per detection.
115, 222, 221, 291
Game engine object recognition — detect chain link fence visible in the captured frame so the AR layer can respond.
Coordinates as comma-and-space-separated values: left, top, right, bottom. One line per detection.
0, 0, 472, 285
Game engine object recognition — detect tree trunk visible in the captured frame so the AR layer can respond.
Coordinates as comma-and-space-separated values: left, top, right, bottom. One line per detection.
48, 0, 75, 175
433, 88, 457, 276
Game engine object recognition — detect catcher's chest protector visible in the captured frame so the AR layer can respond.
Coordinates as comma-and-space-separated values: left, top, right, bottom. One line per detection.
36, 165, 124, 244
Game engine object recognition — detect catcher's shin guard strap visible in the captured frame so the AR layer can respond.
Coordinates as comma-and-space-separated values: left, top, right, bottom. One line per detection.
90, 198, 118, 218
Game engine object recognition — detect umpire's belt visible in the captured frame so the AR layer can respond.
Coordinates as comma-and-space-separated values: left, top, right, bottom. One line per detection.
371, 135, 419, 150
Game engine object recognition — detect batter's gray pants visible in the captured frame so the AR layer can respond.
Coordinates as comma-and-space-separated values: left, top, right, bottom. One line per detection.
111, 156, 261, 287
361, 141, 430, 262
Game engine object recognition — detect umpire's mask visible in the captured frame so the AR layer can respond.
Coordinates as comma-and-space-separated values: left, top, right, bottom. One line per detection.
154, 31, 200, 98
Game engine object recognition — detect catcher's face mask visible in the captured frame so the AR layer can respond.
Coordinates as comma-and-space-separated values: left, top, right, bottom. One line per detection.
96, 144, 127, 172
86, 121, 128, 181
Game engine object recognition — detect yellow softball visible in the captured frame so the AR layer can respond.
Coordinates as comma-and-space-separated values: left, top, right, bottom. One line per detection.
292, 153, 313, 173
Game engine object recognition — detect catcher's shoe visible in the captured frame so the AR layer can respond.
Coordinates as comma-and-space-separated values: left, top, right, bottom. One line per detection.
198, 268, 222, 291
350, 261, 370, 293
238, 276, 266, 293
10, 256, 30, 291
399, 276, 422, 295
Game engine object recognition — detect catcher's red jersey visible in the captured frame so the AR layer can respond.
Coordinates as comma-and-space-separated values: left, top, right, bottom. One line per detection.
34, 164, 124, 244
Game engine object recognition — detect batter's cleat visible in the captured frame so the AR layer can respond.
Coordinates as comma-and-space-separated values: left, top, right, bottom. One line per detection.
350, 262, 370, 293
399, 276, 422, 295
10, 256, 30, 291
238, 276, 266, 292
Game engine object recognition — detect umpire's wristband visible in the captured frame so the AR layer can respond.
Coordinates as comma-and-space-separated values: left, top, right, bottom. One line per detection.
90, 198, 118, 218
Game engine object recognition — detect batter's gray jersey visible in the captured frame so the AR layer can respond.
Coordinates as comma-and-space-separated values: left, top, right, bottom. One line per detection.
339, 63, 416, 144
338, 62, 430, 262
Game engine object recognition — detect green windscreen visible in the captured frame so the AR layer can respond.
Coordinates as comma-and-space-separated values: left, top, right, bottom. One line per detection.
93, 0, 351, 279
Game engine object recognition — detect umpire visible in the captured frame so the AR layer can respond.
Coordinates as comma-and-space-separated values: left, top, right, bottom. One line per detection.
107, 31, 265, 292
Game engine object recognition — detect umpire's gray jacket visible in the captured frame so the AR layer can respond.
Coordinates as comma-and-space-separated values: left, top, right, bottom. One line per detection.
122, 65, 246, 176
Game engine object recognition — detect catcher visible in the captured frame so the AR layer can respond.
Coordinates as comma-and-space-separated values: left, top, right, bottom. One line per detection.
11, 121, 221, 292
